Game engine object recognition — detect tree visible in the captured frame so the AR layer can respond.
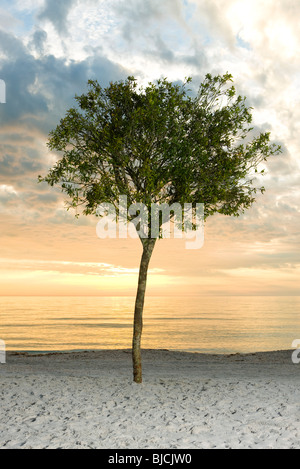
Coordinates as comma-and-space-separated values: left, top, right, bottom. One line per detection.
39, 73, 281, 383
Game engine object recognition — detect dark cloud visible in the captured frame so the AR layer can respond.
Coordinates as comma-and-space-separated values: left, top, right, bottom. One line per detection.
29, 29, 48, 55
38, 0, 78, 35
0, 30, 27, 58
0, 59, 49, 124
0, 145, 44, 181
0, 30, 48, 124
141, 33, 207, 72
0, 29, 127, 131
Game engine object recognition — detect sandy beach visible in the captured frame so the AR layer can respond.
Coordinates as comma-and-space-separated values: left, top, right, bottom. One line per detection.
0, 349, 299, 449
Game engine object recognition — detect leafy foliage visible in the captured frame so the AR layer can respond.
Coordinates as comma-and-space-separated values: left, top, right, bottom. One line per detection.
39, 73, 281, 228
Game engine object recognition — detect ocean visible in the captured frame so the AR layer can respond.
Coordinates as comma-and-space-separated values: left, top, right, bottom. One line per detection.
0, 296, 299, 354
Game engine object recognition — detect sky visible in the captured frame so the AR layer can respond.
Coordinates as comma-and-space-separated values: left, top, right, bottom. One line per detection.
0, 0, 299, 297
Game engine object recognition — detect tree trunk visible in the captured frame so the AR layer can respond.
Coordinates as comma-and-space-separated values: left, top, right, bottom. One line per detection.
132, 238, 156, 383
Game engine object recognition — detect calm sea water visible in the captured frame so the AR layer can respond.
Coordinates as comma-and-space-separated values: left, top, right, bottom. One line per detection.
0, 296, 299, 354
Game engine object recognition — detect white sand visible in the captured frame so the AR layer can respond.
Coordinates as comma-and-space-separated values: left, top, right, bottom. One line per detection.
0, 349, 299, 449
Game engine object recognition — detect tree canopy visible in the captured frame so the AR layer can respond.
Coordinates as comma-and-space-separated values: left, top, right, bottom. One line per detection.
41, 73, 281, 228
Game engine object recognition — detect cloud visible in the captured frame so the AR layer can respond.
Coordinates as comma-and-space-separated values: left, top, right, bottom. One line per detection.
0, 258, 164, 277
38, 0, 79, 35
29, 29, 48, 54
114, 0, 185, 41
105, 0, 209, 79
0, 29, 128, 128
0, 30, 48, 123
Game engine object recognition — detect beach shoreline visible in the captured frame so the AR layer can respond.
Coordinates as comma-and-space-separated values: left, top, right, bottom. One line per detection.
0, 349, 299, 449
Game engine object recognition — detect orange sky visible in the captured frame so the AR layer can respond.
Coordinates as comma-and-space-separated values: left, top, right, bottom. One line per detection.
0, 202, 299, 296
